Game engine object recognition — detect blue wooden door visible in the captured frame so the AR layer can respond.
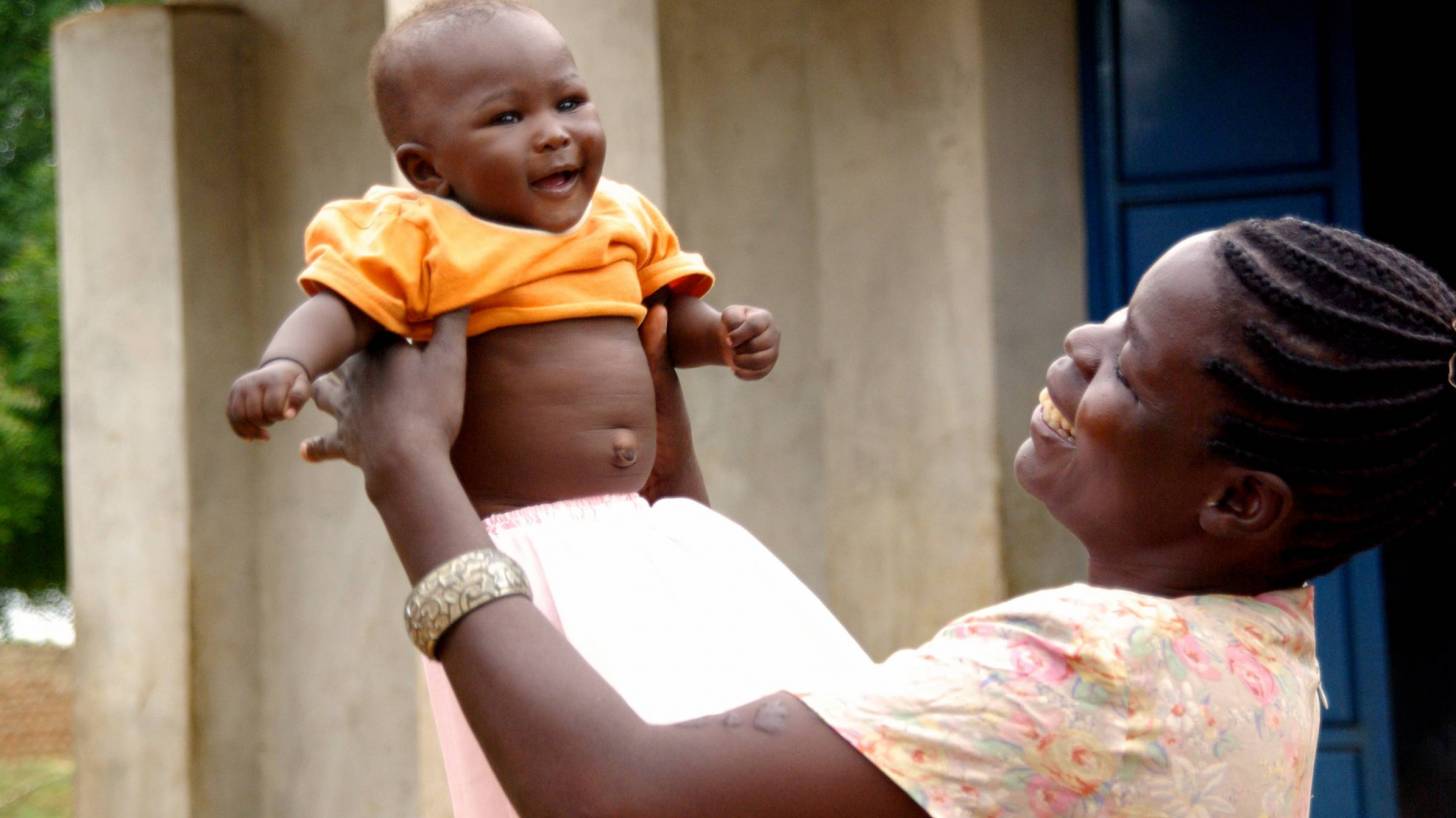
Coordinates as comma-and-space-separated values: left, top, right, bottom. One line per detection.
1078, 2, 1398, 816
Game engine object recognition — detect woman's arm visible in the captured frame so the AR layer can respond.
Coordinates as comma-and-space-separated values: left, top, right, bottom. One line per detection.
305, 310, 925, 818
369, 449, 920, 818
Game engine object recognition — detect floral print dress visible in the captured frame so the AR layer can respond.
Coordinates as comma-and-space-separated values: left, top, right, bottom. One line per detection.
798, 583, 1321, 818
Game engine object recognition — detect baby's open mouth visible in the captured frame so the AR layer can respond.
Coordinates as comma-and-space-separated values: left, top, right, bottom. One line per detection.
1038, 388, 1075, 441
531, 169, 580, 191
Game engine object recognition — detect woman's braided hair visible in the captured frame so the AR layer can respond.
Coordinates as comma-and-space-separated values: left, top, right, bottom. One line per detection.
1207, 217, 1456, 582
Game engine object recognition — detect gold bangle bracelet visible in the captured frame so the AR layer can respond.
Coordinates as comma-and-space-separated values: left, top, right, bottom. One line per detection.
404, 548, 532, 658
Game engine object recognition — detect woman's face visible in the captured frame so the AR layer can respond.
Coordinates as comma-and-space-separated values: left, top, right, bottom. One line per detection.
1015, 232, 1250, 571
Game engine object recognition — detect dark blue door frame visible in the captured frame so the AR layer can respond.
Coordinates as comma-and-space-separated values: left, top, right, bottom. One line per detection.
1077, 2, 1398, 816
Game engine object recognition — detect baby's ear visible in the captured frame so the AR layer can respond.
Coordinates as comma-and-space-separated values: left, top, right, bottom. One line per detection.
395, 143, 449, 196
1199, 469, 1295, 541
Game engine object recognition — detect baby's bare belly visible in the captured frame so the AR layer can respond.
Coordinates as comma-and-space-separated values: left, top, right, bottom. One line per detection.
449, 317, 656, 518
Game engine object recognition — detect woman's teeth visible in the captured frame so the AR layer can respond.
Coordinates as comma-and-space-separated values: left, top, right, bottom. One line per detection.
1038, 388, 1075, 440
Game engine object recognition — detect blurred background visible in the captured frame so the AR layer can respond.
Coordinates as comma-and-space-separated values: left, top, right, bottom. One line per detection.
2, 1, 1450, 816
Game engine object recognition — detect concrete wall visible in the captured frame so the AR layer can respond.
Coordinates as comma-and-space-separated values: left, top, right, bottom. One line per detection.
659, 0, 1086, 656
981, 0, 1089, 593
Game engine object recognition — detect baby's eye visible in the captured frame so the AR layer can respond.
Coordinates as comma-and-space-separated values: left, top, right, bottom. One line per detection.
557, 96, 586, 112
489, 111, 522, 125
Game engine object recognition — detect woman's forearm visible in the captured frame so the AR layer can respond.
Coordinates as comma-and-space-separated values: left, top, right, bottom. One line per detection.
367, 452, 655, 813
368, 454, 923, 818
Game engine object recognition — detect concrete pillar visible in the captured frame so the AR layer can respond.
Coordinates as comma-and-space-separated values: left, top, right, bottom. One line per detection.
55, 7, 257, 818
56, 2, 424, 816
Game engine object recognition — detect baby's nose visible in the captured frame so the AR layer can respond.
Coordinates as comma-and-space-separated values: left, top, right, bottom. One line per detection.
535, 125, 571, 151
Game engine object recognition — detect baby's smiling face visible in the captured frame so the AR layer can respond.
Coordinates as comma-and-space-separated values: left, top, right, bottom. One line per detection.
395, 9, 605, 232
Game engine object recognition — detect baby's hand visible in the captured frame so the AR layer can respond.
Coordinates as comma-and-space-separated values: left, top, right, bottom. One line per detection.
720, 305, 779, 381
226, 359, 313, 441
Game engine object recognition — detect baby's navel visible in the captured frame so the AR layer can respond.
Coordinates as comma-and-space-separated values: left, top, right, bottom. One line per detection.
610, 428, 639, 469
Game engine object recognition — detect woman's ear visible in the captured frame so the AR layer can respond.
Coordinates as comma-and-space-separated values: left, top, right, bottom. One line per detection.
395, 143, 449, 196
1199, 469, 1295, 540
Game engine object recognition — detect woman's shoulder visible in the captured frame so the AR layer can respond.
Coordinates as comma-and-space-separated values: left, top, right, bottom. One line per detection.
938, 583, 1156, 640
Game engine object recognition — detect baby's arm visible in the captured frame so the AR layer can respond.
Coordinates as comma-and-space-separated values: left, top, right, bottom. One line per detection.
661, 292, 779, 381
226, 290, 378, 440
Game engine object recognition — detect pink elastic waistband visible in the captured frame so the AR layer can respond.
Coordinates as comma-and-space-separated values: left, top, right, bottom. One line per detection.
482, 493, 649, 535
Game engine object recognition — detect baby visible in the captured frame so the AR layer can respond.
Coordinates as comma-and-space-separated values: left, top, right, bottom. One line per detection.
226, 1, 778, 506
226, 2, 870, 816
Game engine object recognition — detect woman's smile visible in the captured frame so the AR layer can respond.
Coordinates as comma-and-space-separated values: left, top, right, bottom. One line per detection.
1036, 386, 1076, 443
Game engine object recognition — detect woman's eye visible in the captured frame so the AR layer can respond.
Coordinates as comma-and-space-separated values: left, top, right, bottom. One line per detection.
1114, 355, 1137, 398
489, 111, 521, 125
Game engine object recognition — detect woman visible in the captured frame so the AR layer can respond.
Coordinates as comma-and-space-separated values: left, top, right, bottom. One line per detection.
304, 219, 1456, 816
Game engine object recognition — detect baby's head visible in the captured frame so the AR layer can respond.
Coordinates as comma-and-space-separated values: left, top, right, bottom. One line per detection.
1017, 218, 1455, 590
369, 0, 604, 232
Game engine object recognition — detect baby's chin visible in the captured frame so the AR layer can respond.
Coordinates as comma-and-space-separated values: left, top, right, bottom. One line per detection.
532, 203, 590, 233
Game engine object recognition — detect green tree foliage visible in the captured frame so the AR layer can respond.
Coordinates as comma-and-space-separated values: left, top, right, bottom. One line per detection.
0, 0, 101, 594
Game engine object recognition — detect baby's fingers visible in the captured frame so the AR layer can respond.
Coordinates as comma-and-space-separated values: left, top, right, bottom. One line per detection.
732, 327, 779, 355
722, 306, 773, 348
226, 382, 270, 441
731, 348, 778, 380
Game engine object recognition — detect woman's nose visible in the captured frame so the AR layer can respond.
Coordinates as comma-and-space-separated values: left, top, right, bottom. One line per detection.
1063, 322, 1105, 379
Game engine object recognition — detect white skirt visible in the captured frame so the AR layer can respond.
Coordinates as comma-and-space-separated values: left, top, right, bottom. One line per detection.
422, 493, 872, 817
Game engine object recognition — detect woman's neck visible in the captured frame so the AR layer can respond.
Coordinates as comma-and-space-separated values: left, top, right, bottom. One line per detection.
1085, 554, 1285, 598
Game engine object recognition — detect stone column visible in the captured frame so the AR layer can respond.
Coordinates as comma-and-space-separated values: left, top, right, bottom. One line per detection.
55, 3, 426, 816
55, 7, 258, 818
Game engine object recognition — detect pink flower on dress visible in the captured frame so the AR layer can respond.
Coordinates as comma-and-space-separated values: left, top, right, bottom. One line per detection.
1010, 636, 1072, 685
1035, 729, 1118, 795
1226, 645, 1278, 705
998, 708, 1061, 745
1027, 776, 1080, 817
1172, 634, 1222, 681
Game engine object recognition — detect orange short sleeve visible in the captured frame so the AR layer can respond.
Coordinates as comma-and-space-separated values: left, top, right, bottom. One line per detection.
299, 197, 431, 336
629, 191, 714, 299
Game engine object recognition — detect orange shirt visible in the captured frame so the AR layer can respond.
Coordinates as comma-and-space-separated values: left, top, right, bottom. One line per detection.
298, 179, 714, 341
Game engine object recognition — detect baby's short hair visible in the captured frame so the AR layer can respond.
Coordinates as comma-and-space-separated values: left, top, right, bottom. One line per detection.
368, 0, 534, 147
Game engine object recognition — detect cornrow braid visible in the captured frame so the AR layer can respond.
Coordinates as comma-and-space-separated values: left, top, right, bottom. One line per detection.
1206, 217, 1456, 581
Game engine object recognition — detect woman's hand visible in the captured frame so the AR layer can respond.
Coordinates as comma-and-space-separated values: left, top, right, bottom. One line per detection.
300, 310, 470, 490
638, 303, 710, 506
